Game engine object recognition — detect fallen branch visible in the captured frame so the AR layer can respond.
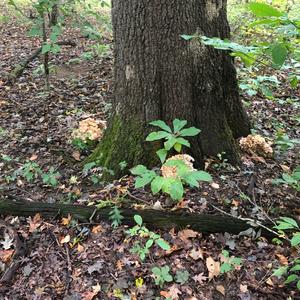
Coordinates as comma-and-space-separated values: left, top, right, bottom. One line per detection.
0, 198, 275, 237
9, 40, 76, 81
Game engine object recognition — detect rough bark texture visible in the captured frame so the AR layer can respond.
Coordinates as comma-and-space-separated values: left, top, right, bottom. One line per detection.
91, 0, 250, 176
0, 198, 270, 236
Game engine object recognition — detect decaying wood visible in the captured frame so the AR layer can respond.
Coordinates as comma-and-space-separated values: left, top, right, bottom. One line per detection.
0, 198, 273, 236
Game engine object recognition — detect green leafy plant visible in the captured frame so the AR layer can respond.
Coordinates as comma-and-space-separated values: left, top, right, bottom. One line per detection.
220, 250, 242, 274
182, 3, 300, 71
19, 162, 42, 182
152, 266, 173, 287
175, 269, 190, 284
109, 206, 124, 228
273, 165, 300, 192
130, 119, 212, 201
127, 215, 170, 261
273, 217, 300, 290
42, 167, 60, 187
146, 119, 200, 162
90, 43, 110, 57
275, 130, 300, 153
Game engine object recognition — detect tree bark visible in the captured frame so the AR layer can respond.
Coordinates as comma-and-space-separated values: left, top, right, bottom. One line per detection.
90, 0, 250, 176
0, 198, 268, 236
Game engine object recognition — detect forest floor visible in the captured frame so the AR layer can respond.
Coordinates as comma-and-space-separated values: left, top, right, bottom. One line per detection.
0, 10, 300, 300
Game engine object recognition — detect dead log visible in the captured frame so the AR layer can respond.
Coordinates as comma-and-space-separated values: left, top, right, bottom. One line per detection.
9, 40, 76, 81
0, 198, 273, 237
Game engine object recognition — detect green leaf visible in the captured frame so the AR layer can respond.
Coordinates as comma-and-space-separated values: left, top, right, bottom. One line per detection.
164, 136, 177, 150
272, 266, 288, 277
175, 137, 190, 147
42, 43, 51, 54
146, 131, 171, 141
220, 262, 232, 273
164, 159, 186, 168
249, 19, 280, 28
290, 76, 299, 88
161, 266, 170, 274
231, 257, 242, 266
248, 2, 283, 17
134, 215, 143, 226
280, 217, 299, 229
285, 274, 299, 284
291, 233, 300, 247
181, 34, 194, 41
156, 238, 171, 251
184, 174, 199, 188
130, 165, 148, 175
180, 127, 201, 137
51, 43, 61, 54
156, 149, 168, 163
222, 250, 229, 258
174, 143, 182, 152
175, 270, 189, 284
290, 264, 300, 272
169, 180, 184, 201
173, 119, 187, 132
192, 171, 212, 182
135, 172, 155, 188
151, 176, 165, 194
50, 32, 58, 43
271, 43, 288, 66
165, 274, 173, 282
297, 280, 300, 290
149, 120, 172, 133
146, 239, 154, 248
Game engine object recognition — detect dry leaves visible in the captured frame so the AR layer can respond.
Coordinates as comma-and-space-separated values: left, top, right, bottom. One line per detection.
61, 214, 72, 226
60, 234, 71, 244
192, 272, 207, 284
189, 248, 204, 260
178, 229, 199, 243
28, 214, 42, 233
275, 253, 289, 265
206, 256, 220, 279
160, 284, 182, 299
0, 249, 14, 263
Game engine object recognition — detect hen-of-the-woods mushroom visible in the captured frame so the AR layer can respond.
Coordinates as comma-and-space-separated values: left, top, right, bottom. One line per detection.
239, 134, 273, 158
72, 118, 106, 142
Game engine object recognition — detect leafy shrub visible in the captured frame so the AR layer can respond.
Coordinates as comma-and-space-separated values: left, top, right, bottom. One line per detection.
273, 165, 300, 191
152, 266, 173, 287
130, 119, 212, 201
273, 217, 300, 290
127, 215, 170, 261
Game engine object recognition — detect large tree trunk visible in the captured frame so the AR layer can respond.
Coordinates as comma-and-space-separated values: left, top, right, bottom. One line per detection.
90, 0, 250, 176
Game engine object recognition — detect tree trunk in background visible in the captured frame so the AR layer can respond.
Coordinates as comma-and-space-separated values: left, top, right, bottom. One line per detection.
90, 0, 250, 177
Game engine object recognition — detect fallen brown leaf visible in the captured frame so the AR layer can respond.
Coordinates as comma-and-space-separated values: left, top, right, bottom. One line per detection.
0, 249, 14, 263
178, 229, 198, 243
189, 248, 204, 260
206, 256, 220, 279
216, 285, 225, 296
